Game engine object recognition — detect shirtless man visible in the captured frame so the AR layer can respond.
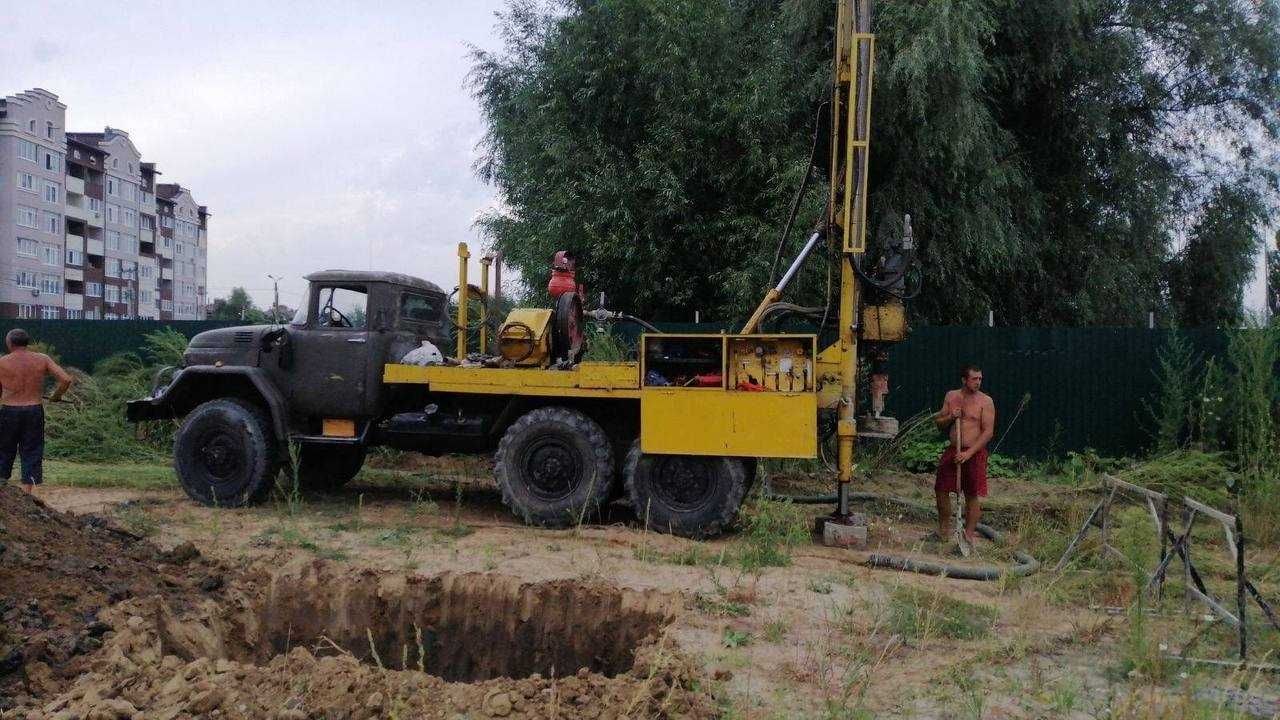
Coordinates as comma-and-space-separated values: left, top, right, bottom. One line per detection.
933, 365, 995, 545
0, 329, 73, 496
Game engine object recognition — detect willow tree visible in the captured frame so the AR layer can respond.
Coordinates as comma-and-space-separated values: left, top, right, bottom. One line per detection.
471, 0, 1280, 326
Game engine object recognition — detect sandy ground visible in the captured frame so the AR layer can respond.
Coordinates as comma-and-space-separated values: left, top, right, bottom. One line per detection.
7, 461, 1275, 719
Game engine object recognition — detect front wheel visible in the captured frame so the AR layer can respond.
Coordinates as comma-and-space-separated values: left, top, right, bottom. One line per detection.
494, 407, 614, 527
173, 399, 279, 507
624, 442, 748, 539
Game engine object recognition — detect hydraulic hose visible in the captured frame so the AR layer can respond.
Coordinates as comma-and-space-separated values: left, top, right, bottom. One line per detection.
618, 314, 663, 334
762, 483, 1040, 581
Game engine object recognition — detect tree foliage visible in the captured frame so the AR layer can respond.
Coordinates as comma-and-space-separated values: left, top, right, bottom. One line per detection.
208, 287, 266, 323
471, 0, 1280, 326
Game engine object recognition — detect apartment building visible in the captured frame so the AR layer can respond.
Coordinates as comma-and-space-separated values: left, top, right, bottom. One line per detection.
0, 88, 208, 320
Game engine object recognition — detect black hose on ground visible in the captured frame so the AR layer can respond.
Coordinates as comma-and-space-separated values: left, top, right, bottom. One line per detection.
761, 483, 1041, 581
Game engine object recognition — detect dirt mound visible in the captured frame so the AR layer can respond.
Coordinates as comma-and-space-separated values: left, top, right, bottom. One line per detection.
1, 486, 717, 719
18, 561, 715, 720
0, 486, 224, 706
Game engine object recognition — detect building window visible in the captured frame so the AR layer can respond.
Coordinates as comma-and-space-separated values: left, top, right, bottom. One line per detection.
123, 208, 137, 227
86, 282, 103, 298
73, 149, 81, 160
17, 305, 34, 320
27, 120, 35, 133
41, 306, 59, 320
42, 211, 61, 235
107, 178, 118, 196
43, 151, 60, 173
44, 181, 59, 204
140, 265, 153, 279
107, 230, 122, 251
112, 158, 118, 169
128, 162, 134, 174
17, 172, 35, 193
66, 309, 82, 320
14, 271, 37, 289
40, 275, 61, 295
16, 238, 37, 257
16, 206, 38, 229
106, 258, 121, 278
17, 139, 37, 163
140, 289, 153, 304
88, 197, 102, 212
105, 285, 120, 303
66, 249, 83, 266
46, 121, 54, 139
84, 309, 99, 320
41, 246, 59, 266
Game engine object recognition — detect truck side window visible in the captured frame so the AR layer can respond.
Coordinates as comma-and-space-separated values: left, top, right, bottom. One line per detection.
316, 286, 368, 328
400, 292, 443, 323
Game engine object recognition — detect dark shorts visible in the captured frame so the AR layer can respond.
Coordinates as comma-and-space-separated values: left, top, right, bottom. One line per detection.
0, 405, 45, 485
934, 445, 988, 498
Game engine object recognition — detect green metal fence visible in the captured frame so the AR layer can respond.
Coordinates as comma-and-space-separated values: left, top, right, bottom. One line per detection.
0, 319, 243, 372
2, 318, 1263, 458
615, 323, 1242, 458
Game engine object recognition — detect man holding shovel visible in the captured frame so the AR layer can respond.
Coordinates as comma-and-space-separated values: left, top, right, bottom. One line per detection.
933, 365, 995, 550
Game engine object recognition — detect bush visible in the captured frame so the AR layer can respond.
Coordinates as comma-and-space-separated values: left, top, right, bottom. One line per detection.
44, 330, 188, 463
1119, 450, 1239, 507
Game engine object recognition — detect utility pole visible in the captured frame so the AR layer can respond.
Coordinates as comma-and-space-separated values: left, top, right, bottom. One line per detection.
267, 274, 282, 325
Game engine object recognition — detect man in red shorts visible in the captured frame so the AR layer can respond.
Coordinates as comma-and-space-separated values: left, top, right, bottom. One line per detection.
933, 365, 995, 546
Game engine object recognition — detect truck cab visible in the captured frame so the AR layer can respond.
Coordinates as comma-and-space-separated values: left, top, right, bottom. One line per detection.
127, 270, 449, 505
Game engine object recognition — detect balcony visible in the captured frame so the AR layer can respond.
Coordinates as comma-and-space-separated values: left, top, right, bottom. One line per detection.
140, 229, 154, 245
65, 204, 89, 223
65, 233, 84, 253
161, 266, 173, 280
87, 238, 105, 256
64, 268, 83, 282
66, 176, 85, 195
86, 210, 104, 228
64, 293, 83, 311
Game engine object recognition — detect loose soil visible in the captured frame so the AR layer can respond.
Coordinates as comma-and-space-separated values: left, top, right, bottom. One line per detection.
0, 486, 717, 719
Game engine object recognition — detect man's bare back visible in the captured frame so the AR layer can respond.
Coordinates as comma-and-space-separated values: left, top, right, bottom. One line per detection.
0, 350, 71, 406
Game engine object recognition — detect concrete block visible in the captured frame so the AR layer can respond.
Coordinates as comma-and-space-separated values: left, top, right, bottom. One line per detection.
822, 521, 867, 549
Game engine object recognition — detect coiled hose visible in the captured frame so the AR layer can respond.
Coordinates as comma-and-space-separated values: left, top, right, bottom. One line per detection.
762, 481, 1040, 581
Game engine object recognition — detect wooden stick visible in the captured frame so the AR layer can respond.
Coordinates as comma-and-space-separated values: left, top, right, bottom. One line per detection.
1163, 656, 1280, 673
1053, 499, 1106, 572
1236, 504, 1247, 661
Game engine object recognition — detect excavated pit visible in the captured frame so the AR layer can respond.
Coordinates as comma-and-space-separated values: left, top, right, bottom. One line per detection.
163, 567, 680, 683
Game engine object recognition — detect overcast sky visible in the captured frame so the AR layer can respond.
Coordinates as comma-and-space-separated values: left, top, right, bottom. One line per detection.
1, 0, 1271, 318
2, 0, 508, 311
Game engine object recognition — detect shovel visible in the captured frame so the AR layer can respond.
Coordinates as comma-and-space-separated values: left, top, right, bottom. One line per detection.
954, 414, 972, 558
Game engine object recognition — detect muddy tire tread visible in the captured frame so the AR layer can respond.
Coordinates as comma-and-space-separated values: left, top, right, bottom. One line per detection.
173, 398, 279, 508
623, 441, 747, 539
494, 406, 614, 528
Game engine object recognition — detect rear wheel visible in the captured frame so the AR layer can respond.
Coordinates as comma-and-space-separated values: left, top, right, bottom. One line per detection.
295, 444, 366, 491
494, 407, 614, 527
624, 442, 748, 539
173, 399, 279, 507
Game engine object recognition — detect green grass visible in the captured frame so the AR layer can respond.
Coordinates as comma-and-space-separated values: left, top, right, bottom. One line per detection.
886, 586, 998, 641
44, 460, 175, 490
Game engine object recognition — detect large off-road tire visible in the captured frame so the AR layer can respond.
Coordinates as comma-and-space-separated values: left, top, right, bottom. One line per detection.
295, 444, 366, 492
624, 441, 748, 539
494, 407, 614, 527
173, 398, 279, 507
